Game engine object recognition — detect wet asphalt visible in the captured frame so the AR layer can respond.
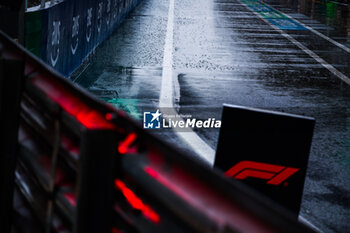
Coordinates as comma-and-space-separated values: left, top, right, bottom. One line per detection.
73, 0, 350, 232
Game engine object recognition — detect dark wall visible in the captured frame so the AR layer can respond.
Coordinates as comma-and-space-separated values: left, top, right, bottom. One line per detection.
25, 0, 142, 77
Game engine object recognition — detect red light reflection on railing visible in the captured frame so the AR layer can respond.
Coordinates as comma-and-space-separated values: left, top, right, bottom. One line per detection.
111, 227, 123, 233
114, 179, 160, 224
144, 166, 184, 199
31, 75, 115, 130
105, 113, 113, 121
61, 134, 79, 158
118, 133, 137, 154
63, 192, 77, 207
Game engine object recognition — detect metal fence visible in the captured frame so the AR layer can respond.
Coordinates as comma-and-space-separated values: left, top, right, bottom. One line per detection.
0, 31, 317, 233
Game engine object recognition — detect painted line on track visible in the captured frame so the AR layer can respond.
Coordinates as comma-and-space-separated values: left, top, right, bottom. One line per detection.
240, 0, 350, 85
261, 1, 350, 54
159, 0, 216, 165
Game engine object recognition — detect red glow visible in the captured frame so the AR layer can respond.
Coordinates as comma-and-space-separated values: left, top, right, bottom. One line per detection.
144, 166, 159, 179
118, 133, 137, 154
144, 166, 188, 203
105, 113, 113, 120
61, 135, 79, 158
30, 75, 115, 130
111, 227, 123, 233
63, 192, 76, 206
114, 179, 161, 224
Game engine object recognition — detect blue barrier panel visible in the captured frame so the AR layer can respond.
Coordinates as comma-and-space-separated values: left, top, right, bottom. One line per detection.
268, 18, 307, 30
250, 5, 273, 12
241, 0, 307, 31
27, 0, 141, 77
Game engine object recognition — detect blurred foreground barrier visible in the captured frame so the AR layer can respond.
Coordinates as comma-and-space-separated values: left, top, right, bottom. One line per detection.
0, 31, 317, 233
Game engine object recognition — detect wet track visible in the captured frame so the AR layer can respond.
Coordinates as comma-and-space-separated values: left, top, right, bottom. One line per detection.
73, 0, 350, 232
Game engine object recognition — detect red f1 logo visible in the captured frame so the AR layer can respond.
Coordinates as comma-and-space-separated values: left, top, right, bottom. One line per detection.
225, 161, 299, 185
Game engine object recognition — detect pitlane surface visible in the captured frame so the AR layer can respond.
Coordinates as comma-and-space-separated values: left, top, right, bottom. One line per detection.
73, 0, 350, 232
176, 0, 350, 232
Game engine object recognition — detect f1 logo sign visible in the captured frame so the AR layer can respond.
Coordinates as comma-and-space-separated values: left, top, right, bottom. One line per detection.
225, 161, 299, 185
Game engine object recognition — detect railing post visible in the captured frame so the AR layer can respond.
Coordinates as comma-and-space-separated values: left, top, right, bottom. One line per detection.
74, 129, 118, 233
0, 52, 24, 232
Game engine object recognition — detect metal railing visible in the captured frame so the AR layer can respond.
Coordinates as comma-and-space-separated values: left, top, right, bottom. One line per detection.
0, 30, 318, 233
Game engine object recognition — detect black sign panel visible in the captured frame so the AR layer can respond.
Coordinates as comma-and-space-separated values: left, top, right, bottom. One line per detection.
214, 104, 315, 218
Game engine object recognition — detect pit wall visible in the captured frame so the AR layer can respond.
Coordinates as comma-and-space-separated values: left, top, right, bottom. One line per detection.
25, 0, 141, 77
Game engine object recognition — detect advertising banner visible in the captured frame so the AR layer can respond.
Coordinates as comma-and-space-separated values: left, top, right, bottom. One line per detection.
26, 0, 141, 77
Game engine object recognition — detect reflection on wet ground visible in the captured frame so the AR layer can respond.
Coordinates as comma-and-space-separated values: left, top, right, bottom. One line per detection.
73, 0, 350, 232
278, 0, 350, 37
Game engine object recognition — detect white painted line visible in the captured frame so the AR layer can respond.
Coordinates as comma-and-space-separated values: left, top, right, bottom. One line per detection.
159, 0, 216, 165
262, 2, 350, 54
240, 1, 350, 86
299, 215, 324, 233
159, 0, 175, 108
